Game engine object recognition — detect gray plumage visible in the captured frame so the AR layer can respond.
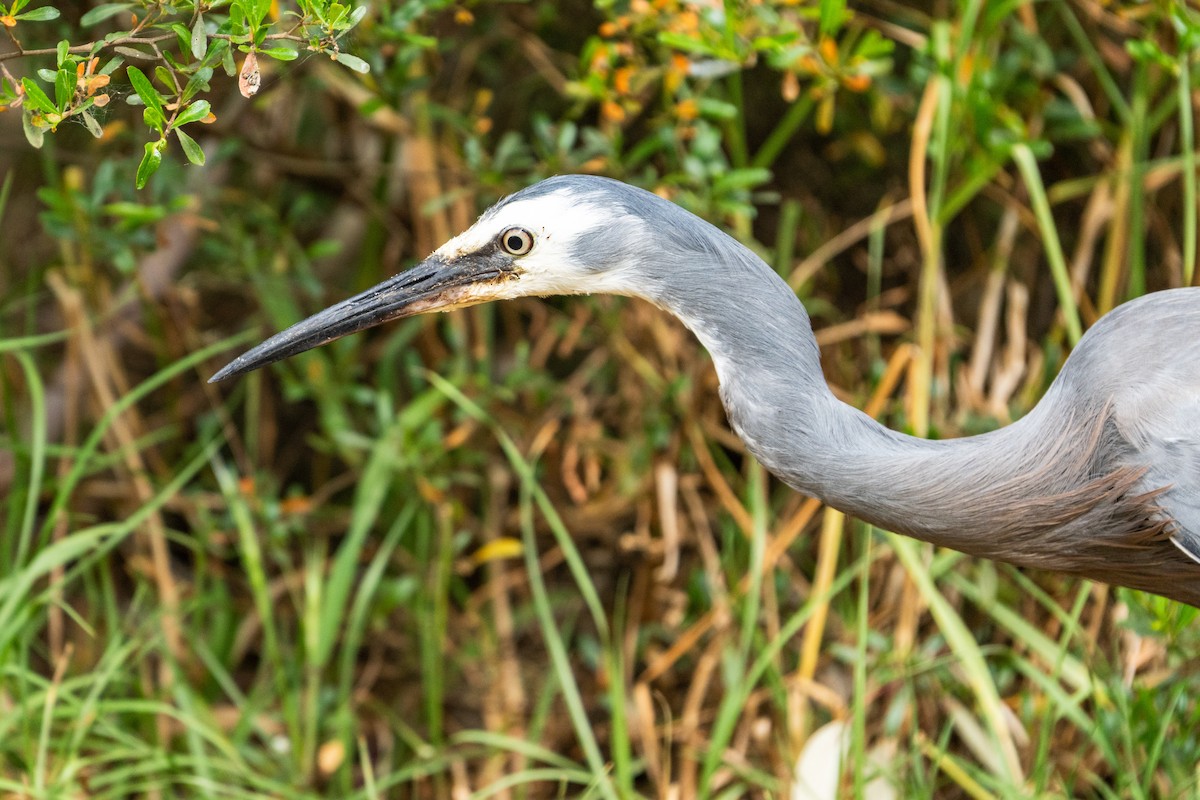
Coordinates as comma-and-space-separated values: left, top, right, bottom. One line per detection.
213, 175, 1200, 607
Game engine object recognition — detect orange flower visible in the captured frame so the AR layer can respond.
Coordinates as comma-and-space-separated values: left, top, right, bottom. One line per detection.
842, 73, 871, 93
675, 98, 698, 120
280, 495, 313, 515
818, 36, 838, 64
601, 100, 626, 122
613, 66, 633, 95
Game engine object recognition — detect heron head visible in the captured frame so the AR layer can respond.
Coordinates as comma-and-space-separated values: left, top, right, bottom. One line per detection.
433, 174, 657, 298
210, 175, 658, 382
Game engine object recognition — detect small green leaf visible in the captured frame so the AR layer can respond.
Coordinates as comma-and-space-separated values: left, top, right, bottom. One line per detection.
142, 105, 165, 133
345, 4, 368, 29
81, 111, 103, 138
203, 37, 228, 62
103, 202, 167, 224
36, 69, 57, 82
259, 46, 298, 61
126, 65, 163, 116
22, 112, 45, 148
162, 49, 185, 71
56, 39, 69, 67
135, 140, 164, 189
175, 128, 205, 165
1126, 39, 1172, 68
173, 98, 211, 127
191, 15, 207, 60
713, 167, 772, 193
15, 6, 61, 21
697, 97, 739, 120
244, 0, 270, 27
154, 65, 173, 91
334, 52, 369, 74
818, 0, 846, 37
80, 2, 129, 25
54, 68, 72, 108
181, 67, 213, 103
20, 78, 55, 113
115, 46, 148, 62
658, 31, 727, 59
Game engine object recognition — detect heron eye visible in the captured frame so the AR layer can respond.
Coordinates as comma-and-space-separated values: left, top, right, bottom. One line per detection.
500, 227, 534, 256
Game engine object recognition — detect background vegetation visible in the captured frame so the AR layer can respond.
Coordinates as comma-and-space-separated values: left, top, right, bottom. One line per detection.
2, 0, 1199, 796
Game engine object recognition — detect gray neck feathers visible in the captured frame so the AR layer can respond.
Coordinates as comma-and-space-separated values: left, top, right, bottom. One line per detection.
556, 180, 1198, 601
639, 226, 1178, 582
548, 180, 1200, 601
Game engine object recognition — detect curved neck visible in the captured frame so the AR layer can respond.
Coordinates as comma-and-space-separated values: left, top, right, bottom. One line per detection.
624, 227, 1200, 604
647, 244, 1112, 564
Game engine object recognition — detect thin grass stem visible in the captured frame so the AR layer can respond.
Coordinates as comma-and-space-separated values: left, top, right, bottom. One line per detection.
1012, 143, 1083, 344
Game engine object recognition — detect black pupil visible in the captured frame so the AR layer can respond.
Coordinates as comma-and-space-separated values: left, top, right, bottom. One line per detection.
506, 233, 525, 251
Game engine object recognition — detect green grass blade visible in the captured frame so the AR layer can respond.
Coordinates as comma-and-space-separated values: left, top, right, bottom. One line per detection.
0, 328, 72, 353
40, 335, 246, 544
699, 551, 864, 794
1012, 143, 1082, 344
888, 534, 1023, 786
426, 371, 619, 796
9, 350, 47, 569
453, 730, 593, 772
0, 529, 114, 656
426, 371, 611, 640
316, 408, 414, 668
945, 572, 1093, 695
519, 484, 620, 800
1178, 46, 1196, 285
1054, 1, 1132, 122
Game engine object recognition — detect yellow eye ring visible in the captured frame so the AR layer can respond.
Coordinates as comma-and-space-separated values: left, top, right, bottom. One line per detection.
499, 227, 534, 256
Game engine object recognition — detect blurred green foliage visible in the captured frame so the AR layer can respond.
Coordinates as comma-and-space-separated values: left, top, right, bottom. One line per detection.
2, 0, 1200, 796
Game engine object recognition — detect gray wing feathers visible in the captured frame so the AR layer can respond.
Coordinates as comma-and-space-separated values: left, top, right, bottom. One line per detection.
1092, 290, 1200, 563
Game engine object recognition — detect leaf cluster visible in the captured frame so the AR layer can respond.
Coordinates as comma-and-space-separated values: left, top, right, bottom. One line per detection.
0, 0, 371, 186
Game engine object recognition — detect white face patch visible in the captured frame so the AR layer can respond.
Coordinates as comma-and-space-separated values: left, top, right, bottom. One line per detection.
433, 188, 635, 300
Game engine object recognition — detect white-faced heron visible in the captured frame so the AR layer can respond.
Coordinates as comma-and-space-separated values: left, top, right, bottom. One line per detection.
212, 175, 1200, 606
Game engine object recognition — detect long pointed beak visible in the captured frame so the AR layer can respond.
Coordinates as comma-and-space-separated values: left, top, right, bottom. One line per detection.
210, 251, 516, 383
